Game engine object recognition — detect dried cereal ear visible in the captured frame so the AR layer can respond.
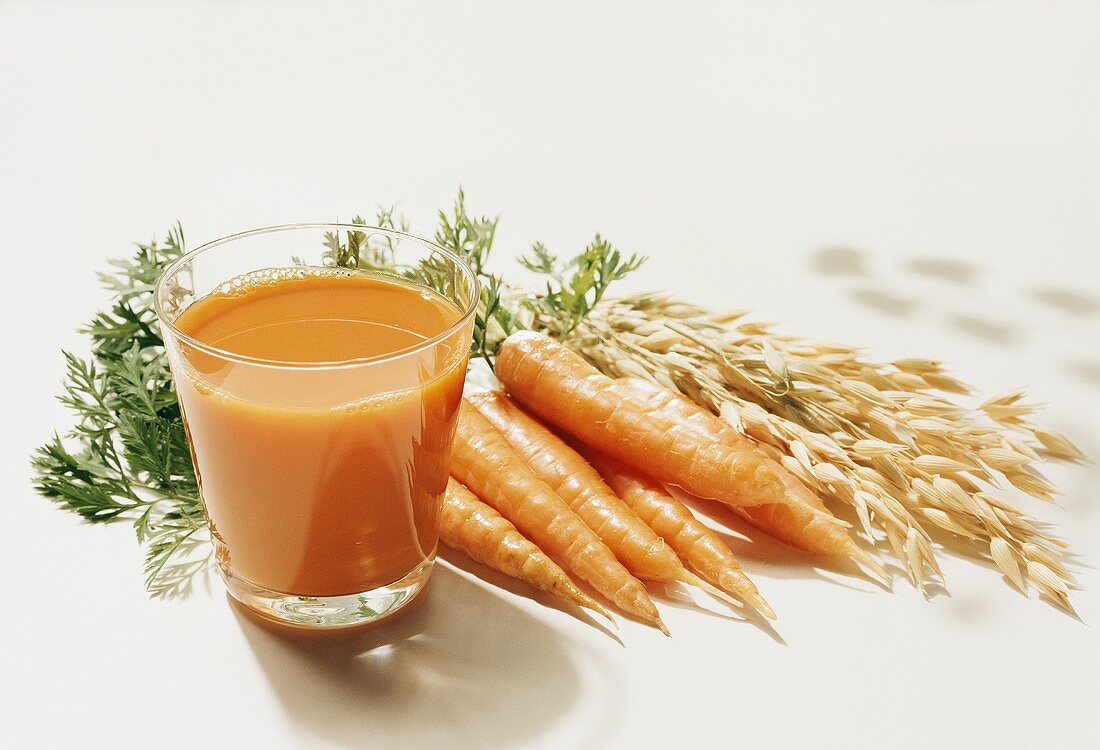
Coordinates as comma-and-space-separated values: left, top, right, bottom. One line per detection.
569, 293, 1082, 609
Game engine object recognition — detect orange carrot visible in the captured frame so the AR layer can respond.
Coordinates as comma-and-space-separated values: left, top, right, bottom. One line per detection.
494, 331, 834, 522
467, 390, 740, 609
451, 398, 669, 633
613, 377, 881, 574
575, 441, 775, 619
441, 478, 612, 622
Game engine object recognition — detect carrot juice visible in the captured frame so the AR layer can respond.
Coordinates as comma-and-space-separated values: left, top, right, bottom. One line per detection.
167, 268, 472, 602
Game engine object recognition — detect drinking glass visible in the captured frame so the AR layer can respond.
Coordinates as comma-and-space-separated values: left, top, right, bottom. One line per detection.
154, 224, 478, 628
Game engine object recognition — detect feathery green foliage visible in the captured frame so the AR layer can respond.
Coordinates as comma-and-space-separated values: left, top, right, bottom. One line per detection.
521, 235, 644, 338
31, 192, 643, 594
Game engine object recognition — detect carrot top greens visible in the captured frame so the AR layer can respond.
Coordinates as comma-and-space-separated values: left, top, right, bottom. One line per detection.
31, 192, 637, 595
31, 226, 209, 596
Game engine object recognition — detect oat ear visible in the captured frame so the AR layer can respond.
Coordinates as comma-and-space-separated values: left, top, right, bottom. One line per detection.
566, 293, 1082, 607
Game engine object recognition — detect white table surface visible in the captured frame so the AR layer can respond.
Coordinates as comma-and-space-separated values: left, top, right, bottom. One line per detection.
3, 2, 1098, 748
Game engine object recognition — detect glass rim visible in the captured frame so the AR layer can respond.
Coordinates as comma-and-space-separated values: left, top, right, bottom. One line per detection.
153, 222, 481, 370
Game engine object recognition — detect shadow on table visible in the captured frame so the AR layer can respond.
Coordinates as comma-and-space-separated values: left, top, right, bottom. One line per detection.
231, 565, 590, 749
1068, 359, 1100, 387
809, 246, 1100, 386
438, 547, 622, 643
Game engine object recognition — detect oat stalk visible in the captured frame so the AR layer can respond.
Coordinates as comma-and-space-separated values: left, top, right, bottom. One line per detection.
541, 293, 1084, 608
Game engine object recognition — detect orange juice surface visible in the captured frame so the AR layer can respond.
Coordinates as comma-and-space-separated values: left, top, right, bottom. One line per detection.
171, 270, 469, 596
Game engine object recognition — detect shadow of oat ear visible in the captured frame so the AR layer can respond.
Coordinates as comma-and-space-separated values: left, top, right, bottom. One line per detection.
850, 288, 920, 318
948, 314, 1017, 346
906, 258, 978, 285
1028, 288, 1100, 386
1068, 359, 1100, 387
810, 249, 1035, 345
1031, 287, 1100, 317
230, 565, 603, 749
811, 246, 866, 276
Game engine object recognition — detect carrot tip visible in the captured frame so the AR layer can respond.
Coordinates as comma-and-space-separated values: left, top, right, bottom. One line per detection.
656, 617, 671, 637
569, 586, 617, 627
802, 502, 848, 527
746, 592, 777, 621
594, 603, 619, 629
714, 571, 777, 620
680, 572, 742, 610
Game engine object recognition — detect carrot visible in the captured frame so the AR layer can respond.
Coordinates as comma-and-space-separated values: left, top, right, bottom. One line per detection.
494, 331, 834, 522
574, 441, 776, 619
440, 478, 613, 622
613, 377, 883, 575
467, 390, 740, 609
451, 398, 669, 634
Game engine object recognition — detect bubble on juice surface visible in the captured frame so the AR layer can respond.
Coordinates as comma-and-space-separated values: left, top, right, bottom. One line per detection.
216, 265, 357, 298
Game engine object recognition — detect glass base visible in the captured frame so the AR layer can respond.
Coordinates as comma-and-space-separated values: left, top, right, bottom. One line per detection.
220, 559, 434, 629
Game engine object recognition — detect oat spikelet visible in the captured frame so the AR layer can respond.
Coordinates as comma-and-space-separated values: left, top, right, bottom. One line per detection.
990, 538, 1025, 591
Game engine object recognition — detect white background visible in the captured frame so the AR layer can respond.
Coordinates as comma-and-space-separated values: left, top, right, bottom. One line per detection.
2, 1, 1098, 748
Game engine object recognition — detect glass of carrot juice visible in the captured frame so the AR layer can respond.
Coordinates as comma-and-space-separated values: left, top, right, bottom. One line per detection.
154, 224, 478, 628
